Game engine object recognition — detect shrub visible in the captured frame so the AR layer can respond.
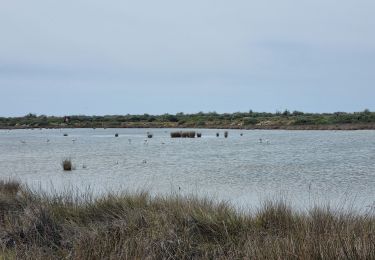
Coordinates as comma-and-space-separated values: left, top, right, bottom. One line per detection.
196, 120, 206, 127
282, 109, 290, 116
243, 117, 259, 125
292, 110, 304, 116
293, 116, 315, 125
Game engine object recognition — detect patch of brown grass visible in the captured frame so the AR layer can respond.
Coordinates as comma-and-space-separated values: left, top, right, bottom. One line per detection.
0, 180, 20, 196
171, 131, 196, 138
62, 159, 72, 171
0, 179, 374, 259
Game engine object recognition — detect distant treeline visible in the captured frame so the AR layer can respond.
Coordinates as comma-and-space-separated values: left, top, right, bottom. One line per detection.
1, 109, 375, 130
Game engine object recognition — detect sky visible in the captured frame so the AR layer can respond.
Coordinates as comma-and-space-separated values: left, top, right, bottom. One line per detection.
0, 0, 374, 116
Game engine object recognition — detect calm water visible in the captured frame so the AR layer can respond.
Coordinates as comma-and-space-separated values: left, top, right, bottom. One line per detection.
1, 128, 374, 210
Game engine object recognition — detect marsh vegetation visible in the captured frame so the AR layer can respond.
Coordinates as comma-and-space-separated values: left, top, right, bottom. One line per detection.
0, 179, 374, 259
170, 131, 196, 138
61, 159, 72, 171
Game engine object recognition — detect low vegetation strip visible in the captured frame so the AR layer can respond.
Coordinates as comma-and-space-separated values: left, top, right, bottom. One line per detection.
1, 110, 375, 130
0, 179, 374, 259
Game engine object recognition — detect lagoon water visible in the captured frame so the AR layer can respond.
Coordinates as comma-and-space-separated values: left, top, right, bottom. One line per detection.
1, 128, 374, 211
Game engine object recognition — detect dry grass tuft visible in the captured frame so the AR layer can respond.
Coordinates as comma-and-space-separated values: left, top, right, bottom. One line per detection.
170, 131, 181, 138
0, 179, 374, 259
171, 131, 196, 138
0, 180, 20, 196
62, 159, 72, 171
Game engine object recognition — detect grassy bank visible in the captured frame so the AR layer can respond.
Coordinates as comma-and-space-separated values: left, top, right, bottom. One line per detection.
0, 180, 374, 259
1, 110, 375, 130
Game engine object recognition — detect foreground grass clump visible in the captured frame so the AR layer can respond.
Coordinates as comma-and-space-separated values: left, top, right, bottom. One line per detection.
0, 179, 20, 195
0, 180, 374, 259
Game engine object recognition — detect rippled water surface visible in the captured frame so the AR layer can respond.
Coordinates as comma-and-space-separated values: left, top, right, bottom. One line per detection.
1, 128, 374, 210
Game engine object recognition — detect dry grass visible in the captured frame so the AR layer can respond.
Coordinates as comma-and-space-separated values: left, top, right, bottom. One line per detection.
171, 131, 196, 138
182, 131, 195, 138
171, 131, 182, 138
0, 180, 20, 196
0, 179, 374, 259
62, 159, 72, 171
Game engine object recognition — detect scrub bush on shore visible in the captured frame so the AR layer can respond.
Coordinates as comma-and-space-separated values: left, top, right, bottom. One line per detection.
1, 110, 375, 130
0, 179, 374, 259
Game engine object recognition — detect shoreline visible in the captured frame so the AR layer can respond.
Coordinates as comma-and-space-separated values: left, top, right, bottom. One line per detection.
1, 111, 374, 131
1, 123, 375, 131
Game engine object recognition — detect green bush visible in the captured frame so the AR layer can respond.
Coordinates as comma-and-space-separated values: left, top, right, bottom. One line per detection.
243, 117, 259, 125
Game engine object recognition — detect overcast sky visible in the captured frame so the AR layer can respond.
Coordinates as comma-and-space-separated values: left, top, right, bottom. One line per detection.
0, 0, 374, 116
